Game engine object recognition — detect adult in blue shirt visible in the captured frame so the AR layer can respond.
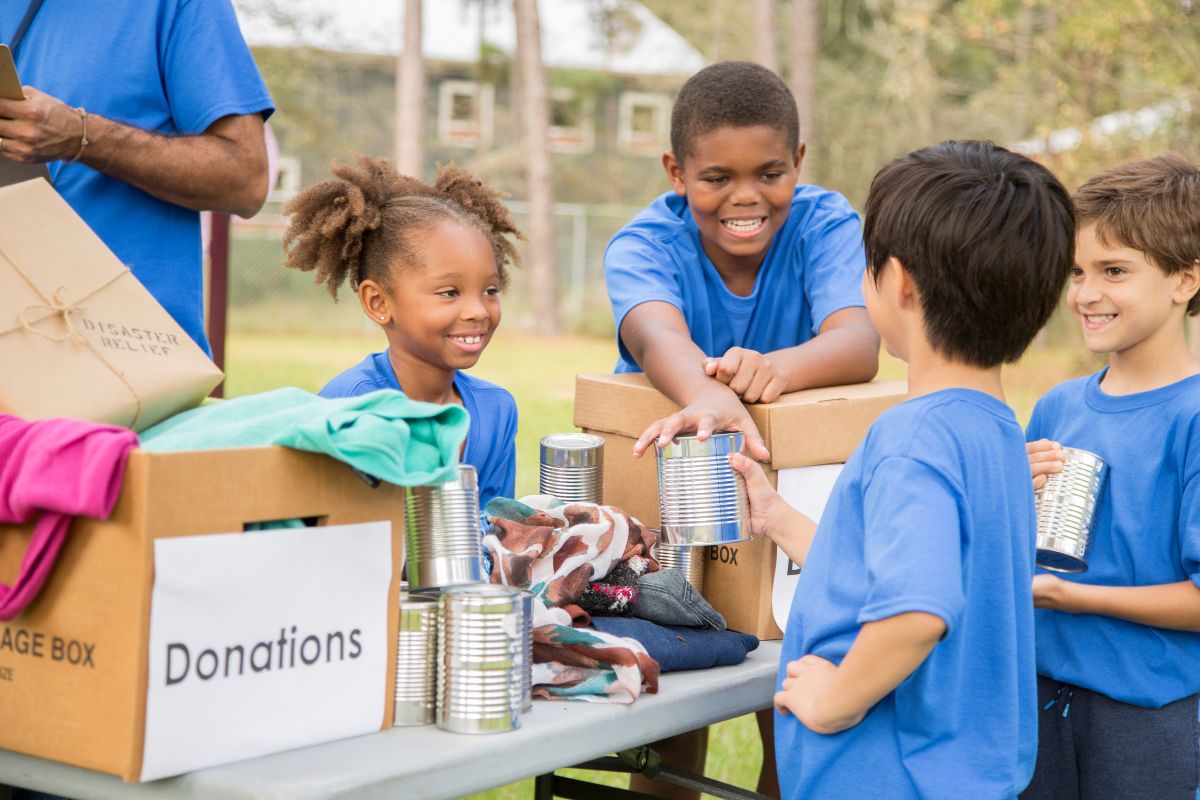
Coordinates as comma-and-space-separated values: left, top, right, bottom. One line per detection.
0, 0, 275, 354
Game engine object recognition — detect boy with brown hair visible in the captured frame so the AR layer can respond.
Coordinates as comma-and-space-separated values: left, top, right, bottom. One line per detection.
727, 139, 1074, 799
1025, 155, 1200, 799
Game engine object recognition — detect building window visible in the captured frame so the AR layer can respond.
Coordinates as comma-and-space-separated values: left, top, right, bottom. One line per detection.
437, 80, 494, 148
618, 92, 671, 156
547, 88, 594, 154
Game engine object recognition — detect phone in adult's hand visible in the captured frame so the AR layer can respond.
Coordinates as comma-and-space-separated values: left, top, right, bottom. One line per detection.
0, 45, 24, 101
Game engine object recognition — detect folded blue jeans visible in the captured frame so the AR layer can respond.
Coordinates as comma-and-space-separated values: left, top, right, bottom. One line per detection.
635, 569, 725, 630
590, 616, 758, 672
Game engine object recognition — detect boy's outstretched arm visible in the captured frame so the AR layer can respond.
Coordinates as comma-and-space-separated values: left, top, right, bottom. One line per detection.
774, 612, 947, 734
764, 307, 880, 394
622, 301, 771, 460
729, 452, 817, 567
1033, 575, 1200, 631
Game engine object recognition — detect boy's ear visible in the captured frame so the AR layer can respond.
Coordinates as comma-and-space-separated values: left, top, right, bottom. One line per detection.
662, 151, 686, 195
1175, 259, 1200, 307
358, 279, 391, 326
891, 258, 919, 309
794, 142, 806, 171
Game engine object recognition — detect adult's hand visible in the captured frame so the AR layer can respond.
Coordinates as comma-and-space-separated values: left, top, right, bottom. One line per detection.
0, 86, 85, 164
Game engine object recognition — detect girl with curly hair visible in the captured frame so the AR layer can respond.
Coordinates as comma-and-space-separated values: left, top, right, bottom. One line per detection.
283, 156, 524, 506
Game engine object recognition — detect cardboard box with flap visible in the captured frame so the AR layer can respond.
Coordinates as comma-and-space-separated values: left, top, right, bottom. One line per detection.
0, 178, 222, 431
0, 447, 406, 781
573, 373, 906, 639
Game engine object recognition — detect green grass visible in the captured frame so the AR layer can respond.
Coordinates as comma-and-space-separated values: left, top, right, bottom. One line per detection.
223, 328, 1096, 799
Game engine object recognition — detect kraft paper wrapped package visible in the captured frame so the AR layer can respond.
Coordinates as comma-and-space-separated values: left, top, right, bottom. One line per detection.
0, 179, 222, 431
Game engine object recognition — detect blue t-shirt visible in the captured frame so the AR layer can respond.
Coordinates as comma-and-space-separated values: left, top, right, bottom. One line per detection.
2, 0, 275, 353
778, 390, 1038, 800
319, 352, 518, 508
1026, 370, 1200, 708
603, 185, 866, 373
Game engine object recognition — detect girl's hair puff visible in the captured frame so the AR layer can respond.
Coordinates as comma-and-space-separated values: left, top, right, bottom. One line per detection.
283, 155, 523, 298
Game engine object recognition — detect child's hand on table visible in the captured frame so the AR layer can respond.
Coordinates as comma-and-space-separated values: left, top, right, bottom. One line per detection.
1027, 439, 1064, 491
705, 347, 786, 404
632, 387, 770, 460
774, 654, 865, 735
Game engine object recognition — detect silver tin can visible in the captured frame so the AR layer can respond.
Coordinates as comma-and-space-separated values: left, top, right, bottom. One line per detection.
539, 433, 605, 504
514, 588, 534, 712
1036, 447, 1109, 573
654, 539, 705, 593
656, 432, 751, 545
393, 592, 438, 726
404, 465, 484, 590
437, 584, 525, 734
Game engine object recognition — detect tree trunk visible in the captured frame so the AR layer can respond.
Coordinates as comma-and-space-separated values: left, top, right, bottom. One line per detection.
788, 0, 819, 183
754, 0, 780, 73
395, 0, 426, 178
513, 0, 560, 335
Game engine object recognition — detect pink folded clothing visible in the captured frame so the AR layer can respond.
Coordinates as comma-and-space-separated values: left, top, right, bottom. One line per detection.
0, 415, 138, 619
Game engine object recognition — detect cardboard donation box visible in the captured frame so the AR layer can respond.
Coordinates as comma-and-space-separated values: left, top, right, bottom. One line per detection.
573, 373, 906, 639
0, 447, 406, 781
0, 178, 222, 431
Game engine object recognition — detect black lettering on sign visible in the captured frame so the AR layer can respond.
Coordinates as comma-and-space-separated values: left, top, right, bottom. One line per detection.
0, 627, 95, 667
0, 665, 13, 681
166, 643, 190, 686
705, 546, 740, 566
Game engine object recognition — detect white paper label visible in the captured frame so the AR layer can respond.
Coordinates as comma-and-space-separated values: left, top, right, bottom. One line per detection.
772, 465, 843, 632
141, 522, 392, 781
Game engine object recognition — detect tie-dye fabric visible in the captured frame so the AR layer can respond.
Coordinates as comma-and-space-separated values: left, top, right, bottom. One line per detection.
483, 495, 661, 703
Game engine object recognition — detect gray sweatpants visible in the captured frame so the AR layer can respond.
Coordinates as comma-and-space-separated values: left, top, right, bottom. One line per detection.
1021, 674, 1200, 800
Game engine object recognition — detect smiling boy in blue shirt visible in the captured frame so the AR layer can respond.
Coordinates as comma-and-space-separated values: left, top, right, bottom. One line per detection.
605, 61, 879, 463
728, 141, 1075, 799
1023, 156, 1200, 800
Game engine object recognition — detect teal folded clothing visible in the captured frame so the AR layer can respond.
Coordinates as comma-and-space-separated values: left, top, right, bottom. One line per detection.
140, 388, 469, 487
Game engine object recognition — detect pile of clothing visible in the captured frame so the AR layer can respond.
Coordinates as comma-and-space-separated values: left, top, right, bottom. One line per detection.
483, 496, 759, 704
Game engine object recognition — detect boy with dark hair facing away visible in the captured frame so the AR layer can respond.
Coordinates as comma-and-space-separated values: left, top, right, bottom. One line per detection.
726, 140, 1074, 799
606, 60, 878, 798
1024, 155, 1200, 800
605, 60, 879, 463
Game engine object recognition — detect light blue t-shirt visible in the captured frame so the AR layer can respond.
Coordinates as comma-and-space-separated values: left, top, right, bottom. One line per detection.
1027, 370, 1200, 708
2, 0, 275, 354
778, 390, 1038, 800
603, 185, 866, 373
320, 352, 518, 508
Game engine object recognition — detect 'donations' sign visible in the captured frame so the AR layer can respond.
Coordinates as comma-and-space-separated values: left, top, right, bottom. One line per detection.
142, 521, 392, 781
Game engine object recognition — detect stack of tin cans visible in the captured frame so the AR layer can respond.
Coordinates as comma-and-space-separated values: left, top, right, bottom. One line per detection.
1035, 447, 1109, 573
404, 465, 484, 591
656, 432, 750, 546
654, 538, 705, 593
437, 584, 531, 734
539, 433, 605, 504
